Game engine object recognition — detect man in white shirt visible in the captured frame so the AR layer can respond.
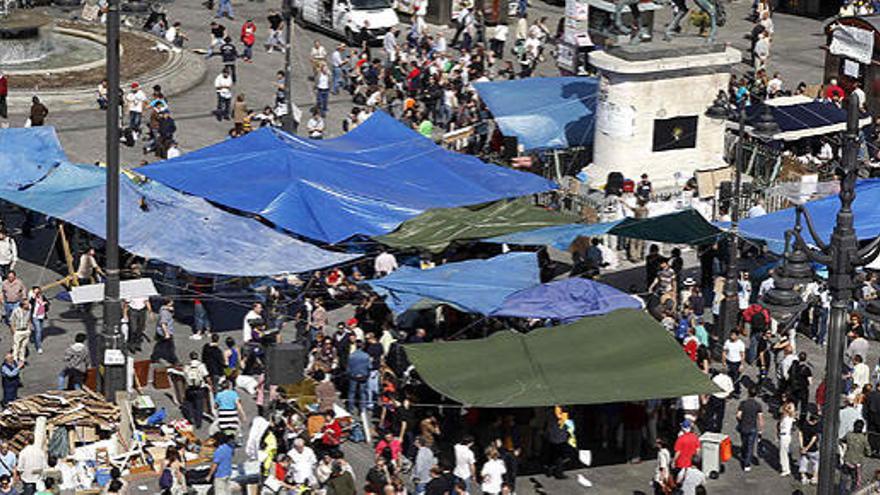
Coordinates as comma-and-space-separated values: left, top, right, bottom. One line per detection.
287, 438, 317, 485
753, 31, 770, 72
214, 67, 234, 121
0, 232, 16, 279
374, 250, 398, 276
166, 141, 182, 159
767, 73, 783, 97
453, 436, 476, 492
242, 302, 263, 344
17, 441, 46, 495
306, 108, 325, 139
383, 28, 398, 65
723, 330, 746, 397
490, 23, 508, 57
330, 44, 346, 95
746, 198, 767, 218
125, 82, 147, 131
315, 65, 330, 117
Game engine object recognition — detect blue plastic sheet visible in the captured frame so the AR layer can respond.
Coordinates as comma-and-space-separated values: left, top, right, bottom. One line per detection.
486, 221, 622, 249
365, 252, 540, 315
139, 111, 557, 244
491, 278, 643, 322
735, 179, 880, 252
0, 128, 358, 275
474, 77, 598, 151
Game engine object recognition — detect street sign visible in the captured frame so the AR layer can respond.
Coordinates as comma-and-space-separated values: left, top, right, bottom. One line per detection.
70, 278, 158, 304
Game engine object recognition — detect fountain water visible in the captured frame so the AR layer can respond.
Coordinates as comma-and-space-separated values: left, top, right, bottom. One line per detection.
0, 11, 55, 65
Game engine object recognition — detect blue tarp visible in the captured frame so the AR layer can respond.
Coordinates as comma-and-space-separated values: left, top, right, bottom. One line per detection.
735, 179, 880, 252
365, 252, 540, 315
746, 100, 847, 133
474, 77, 598, 151
486, 221, 622, 249
491, 278, 643, 322
0, 128, 358, 276
139, 111, 556, 244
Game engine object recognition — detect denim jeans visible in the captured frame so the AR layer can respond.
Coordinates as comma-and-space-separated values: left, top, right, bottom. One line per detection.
31, 317, 43, 352
740, 429, 758, 468
367, 370, 380, 409
243, 44, 253, 60
216, 95, 231, 119
216, 0, 233, 18
332, 66, 343, 94
193, 304, 211, 334
728, 360, 742, 395
129, 111, 142, 131
815, 307, 829, 345
3, 301, 18, 326
316, 88, 329, 116
347, 377, 368, 413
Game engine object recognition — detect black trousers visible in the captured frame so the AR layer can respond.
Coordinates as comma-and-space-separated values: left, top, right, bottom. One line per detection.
0, 95, 6, 119
129, 307, 147, 348
184, 386, 206, 428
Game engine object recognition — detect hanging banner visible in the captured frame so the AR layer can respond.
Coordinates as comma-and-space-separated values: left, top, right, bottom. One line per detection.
829, 24, 874, 65
564, 0, 592, 46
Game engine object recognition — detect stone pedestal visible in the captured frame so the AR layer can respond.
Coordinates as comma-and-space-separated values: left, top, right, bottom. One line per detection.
587, 43, 741, 190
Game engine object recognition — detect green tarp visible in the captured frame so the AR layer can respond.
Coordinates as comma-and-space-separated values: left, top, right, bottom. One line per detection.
611, 209, 720, 245
404, 309, 718, 407
376, 199, 577, 253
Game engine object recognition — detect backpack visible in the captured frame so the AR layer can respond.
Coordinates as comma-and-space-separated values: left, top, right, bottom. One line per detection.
184, 363, 204, 388
159, 467, 173, 490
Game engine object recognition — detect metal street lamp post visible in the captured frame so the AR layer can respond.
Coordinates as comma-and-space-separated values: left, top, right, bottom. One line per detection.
282, 0, 296, 133
763, 94, 880, 493
101, 0, 125, 401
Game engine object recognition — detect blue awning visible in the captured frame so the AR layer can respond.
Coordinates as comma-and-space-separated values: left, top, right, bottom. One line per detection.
491, 278, 643, 322
365, 252, 540, 315
736, 179, 880, 251
139, 111, 556, 244
474, 77, 598, 151
0, 128, 358, 276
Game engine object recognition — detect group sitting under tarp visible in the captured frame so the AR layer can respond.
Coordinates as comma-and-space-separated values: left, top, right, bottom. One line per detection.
139, 111, 556, 244
474, 77, 598, 151
376, 198, 578, 253
0, 128, 358, 276
404, 309, 718, 407
365, 252, 642, 322
735, 178, 880, 253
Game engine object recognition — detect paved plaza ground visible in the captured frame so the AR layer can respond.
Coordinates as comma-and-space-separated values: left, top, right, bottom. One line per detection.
0, 0, 863, 493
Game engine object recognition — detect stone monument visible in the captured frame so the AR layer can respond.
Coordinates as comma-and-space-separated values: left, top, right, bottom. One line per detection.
586, 11, 741, 190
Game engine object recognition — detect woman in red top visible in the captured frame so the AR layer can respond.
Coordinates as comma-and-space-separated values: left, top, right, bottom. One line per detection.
240, 20, 256, 62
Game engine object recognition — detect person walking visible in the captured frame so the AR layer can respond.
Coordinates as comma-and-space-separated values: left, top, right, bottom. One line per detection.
240, 19, 256, 62
125, 83, 147, 132
208, 433, 234, 495
346, 341, 370, 414
315, 64, 330, 117
61, 333, 89, 390
28, 97, 48, 127
0, 232, 16, 280
126, 291, 151, 353
0, 353, 21, 406
722, 330, 746, 398
799, 407, 821, 485
182, 351, 210, 429
330, 44, 346, 95
266, 10, 285, 53
28, 286, 48, 355
842, 419, 871, 491
214, 67, 234, 121
735, 386, 764, 472
10, 300, 30, 363
16, 439, 45, 495
216, 0, 234, 20
214, 37, 240, 83
778, 401, 796, 477
151, 299, 179, 365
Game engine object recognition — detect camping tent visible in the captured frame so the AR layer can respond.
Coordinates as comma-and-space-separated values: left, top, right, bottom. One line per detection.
365, 252, 540, 315
735, 179, 880, 252
376, 199, 578, 253
474, 77, 598, 151
0, 128, 358, 275
139, 111, 556, 244
491, 278, 643, 322
404, 309, 718, 407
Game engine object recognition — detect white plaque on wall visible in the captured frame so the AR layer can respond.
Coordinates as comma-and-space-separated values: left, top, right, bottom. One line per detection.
596, 101, 635, 138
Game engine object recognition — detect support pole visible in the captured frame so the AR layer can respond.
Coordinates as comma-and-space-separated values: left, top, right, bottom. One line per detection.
716, 107, 745, 351
817, 93, 861, 494
282, 0, 296, 133
102, 0, 125, 402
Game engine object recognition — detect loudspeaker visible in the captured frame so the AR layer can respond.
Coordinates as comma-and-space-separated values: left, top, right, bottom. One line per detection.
266, 343, 307, 385
502, 136, 518, 161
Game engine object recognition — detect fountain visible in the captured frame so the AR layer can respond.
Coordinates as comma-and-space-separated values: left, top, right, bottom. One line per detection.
0, 11, 54, 66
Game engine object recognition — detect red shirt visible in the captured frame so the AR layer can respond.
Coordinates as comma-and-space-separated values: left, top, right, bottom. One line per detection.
825, 84, 845, 100
674, 432, 700, 468
0, 75, 7, 97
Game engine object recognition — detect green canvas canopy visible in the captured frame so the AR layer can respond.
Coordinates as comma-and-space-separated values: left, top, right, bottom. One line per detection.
611, 209, 720, 245
376, 199, 578, 253
404, 309, 718, 407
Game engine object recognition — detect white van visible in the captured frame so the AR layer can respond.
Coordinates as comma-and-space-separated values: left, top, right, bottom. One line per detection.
294, 0, 399, 46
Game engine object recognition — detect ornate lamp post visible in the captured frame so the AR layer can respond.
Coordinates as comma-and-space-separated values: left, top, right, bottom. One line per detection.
762, 93, 879, 493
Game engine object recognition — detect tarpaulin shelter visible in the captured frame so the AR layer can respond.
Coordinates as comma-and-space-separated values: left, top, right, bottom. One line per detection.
487, 209, 720, 249
0, 128, 358, 276
474, 77, 598, 151
139, 111, 557, 244
742, 96, 871, 141
404, 309, 718, 407
491, 278, 643, 322
376, 199, 579, 253
735, 179, 880, 253
365, 252, 541, 315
